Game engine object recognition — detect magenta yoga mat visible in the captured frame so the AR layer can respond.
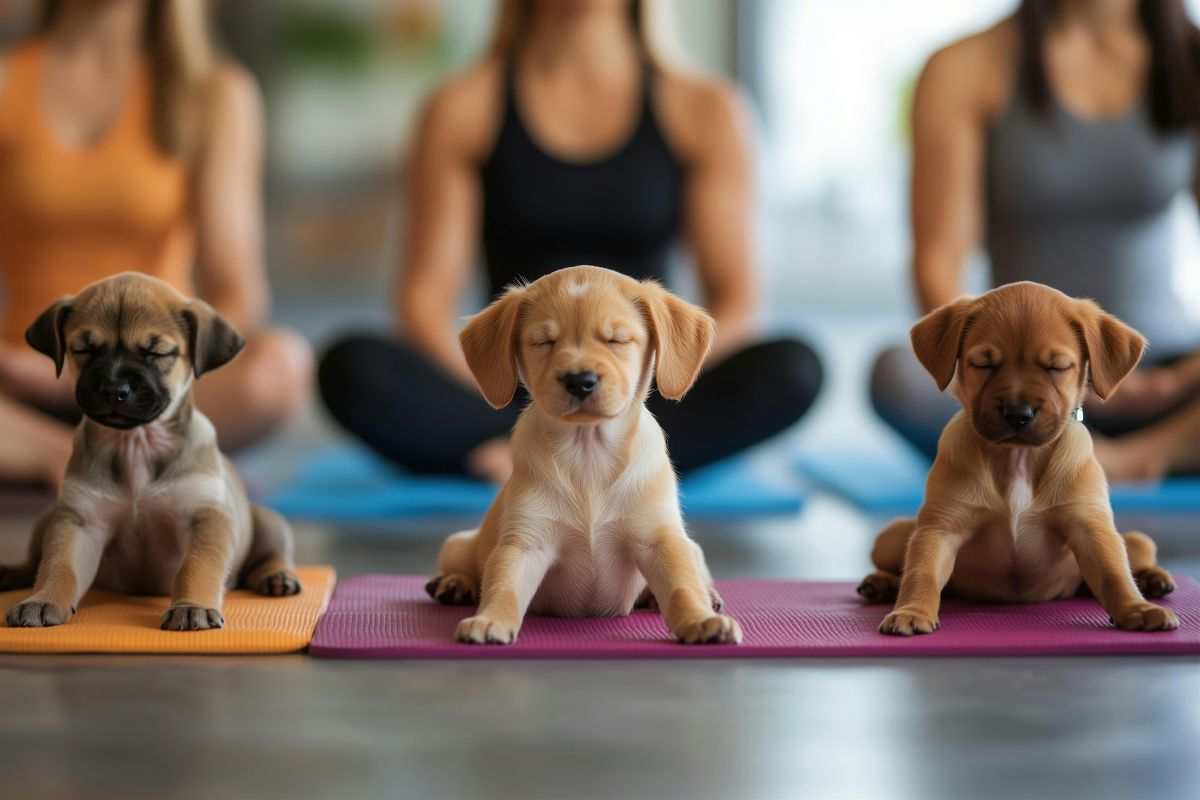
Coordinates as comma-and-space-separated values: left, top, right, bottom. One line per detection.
309, 575, 1200, 659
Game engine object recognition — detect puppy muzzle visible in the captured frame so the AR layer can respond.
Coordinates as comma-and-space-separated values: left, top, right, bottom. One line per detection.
75, 354, 170, 429
972, 403, 1063, 447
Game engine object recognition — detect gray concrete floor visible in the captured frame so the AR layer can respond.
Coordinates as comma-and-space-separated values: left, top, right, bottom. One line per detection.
1, 498, 1199, 800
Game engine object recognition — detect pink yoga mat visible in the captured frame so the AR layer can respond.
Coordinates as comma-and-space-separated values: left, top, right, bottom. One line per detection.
309, 575, 1200, 659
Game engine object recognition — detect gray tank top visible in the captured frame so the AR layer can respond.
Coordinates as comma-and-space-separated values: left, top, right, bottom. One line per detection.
987, 91, 1200, 359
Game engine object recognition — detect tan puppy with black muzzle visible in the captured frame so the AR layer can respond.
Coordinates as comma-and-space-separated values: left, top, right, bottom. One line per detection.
859, 282, 1177, 635
426, 265, 741, 645
1, 272, 301, 631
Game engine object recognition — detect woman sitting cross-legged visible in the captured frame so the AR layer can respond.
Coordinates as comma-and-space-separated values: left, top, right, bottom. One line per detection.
318, 0, 823, 482
0, 0, 313, 486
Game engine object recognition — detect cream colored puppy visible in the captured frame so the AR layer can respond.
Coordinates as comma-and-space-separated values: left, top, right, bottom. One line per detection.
426, 266, 741, 645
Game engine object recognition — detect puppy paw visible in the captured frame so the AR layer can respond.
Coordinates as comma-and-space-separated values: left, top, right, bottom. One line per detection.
255, 570, 302, 597
857, 572, 900, 604
161, 604, 225, 632
455, 615, 517, 644
1134, 567, 1175, 599
1111, 602, 1179, 632
425, 574, 480, 605
879, 607, 939, 636
6, 599, 71, 628
675, 614, 742, 645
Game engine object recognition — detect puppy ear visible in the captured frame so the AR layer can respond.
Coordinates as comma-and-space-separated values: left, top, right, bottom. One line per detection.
460, 287, 527, 409
637, 281, 715, 401
1075, 299, 1145, 401
909, 296, 975, 392
180, 300, 245, 378
24, 297, 74, 377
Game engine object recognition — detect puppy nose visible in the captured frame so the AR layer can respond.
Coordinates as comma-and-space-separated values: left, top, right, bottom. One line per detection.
561, 371, 599, 399
107, 380, 133, 406
1001, 404, 1037, 429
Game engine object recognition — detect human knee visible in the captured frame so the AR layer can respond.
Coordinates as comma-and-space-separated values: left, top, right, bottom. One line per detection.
317, 335, 388, 412
870, 345, 923, 419
755, 338, 824, 415
242, 327, 314, 421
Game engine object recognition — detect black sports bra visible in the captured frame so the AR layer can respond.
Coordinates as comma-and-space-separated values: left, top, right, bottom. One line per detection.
480, 64, 682, 298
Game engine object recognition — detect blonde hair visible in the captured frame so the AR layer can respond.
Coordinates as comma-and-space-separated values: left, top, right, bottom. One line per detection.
489, 0, 674, 65
40, 0, 216, 158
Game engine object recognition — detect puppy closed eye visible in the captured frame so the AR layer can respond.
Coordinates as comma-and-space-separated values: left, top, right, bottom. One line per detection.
142, 347, 180, 365
1045, 363, 1073, 373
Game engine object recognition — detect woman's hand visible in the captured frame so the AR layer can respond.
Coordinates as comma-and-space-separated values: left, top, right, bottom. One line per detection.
1087, 359, 1200, 420
0, 340, 74, 407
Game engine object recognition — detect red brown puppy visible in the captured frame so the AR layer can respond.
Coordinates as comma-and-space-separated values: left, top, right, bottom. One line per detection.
860, 282, 1177, 635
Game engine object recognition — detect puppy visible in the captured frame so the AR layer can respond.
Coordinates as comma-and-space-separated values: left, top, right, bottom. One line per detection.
2, 273, 301, 631
859, 282, 1177, 635
426, 266, 741, 645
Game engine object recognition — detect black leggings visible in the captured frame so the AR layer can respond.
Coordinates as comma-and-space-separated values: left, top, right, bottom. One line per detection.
318, 335, 823, 474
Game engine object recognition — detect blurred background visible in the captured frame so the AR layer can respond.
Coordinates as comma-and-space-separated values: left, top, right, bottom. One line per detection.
2, 0, 1200, 455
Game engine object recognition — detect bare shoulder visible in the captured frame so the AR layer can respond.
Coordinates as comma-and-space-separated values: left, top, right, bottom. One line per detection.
918, 19, 1017, 120
655, 68, 754, 164
415, 59, 504, 161
207, 60, 264, 123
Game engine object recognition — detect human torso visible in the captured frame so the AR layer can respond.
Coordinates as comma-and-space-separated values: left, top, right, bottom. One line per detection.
982, 23, 1200, 357
480, 60, 682, 299
0, 41, 195, 347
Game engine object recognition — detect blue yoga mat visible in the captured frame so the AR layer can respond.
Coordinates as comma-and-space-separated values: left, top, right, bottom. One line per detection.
795, 448, 1200, 515
263, 445, 805, 521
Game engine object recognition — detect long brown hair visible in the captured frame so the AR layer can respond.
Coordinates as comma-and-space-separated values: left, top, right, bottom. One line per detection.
1018, 0, 1200, 133
39, 0, 216, 158
489, 0, 664, 64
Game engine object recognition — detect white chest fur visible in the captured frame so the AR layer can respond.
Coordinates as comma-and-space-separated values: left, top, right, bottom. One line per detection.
1006, 450, 1033, 510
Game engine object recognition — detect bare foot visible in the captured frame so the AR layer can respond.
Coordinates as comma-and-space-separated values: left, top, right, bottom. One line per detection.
465, 437, 513, 484
1091, 434, 1169, 484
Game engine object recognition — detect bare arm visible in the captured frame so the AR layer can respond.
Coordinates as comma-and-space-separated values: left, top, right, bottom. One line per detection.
910, 44, 994, 313
394, 74, 496, 387
676, 81, 760, 359
192, 65, 269, 333
0, 56, 65, 401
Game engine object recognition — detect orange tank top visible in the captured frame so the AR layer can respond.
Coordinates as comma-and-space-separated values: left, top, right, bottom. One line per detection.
0, 40, 194, 346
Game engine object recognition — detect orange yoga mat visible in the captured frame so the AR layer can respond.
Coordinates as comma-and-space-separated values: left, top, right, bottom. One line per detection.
0, 566, 335, 654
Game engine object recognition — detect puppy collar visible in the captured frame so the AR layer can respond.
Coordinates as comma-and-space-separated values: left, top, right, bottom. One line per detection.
1072, 406, 1084, 423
